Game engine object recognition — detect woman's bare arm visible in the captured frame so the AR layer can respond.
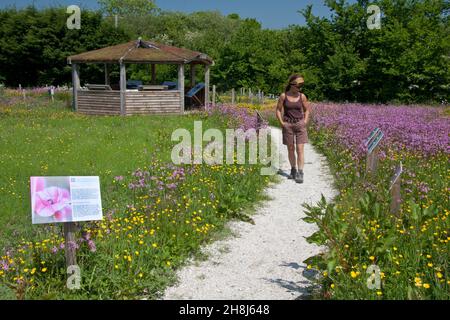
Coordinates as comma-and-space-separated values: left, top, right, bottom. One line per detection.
276, 93, 285, 127
302, 94, 311, 124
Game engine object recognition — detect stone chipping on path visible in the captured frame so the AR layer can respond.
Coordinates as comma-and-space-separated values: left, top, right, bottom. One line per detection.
163, 127, 337, 300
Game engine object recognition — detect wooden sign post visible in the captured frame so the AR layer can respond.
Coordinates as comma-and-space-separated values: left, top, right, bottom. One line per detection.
389, 162, 403, 216
64, 222, 78, 267
365, 128, 384, 174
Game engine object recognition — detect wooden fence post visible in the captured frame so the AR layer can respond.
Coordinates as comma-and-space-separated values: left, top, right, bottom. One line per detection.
71, 63, 80, 111
256, 110, 263, 136
231, 88, 235, 105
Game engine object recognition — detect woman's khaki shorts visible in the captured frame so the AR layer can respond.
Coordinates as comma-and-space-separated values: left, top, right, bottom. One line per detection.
282, 121, 308, 145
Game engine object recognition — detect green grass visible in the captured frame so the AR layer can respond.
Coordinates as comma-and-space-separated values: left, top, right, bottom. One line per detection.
0, 94, 273, 299
0, 100, 215, 248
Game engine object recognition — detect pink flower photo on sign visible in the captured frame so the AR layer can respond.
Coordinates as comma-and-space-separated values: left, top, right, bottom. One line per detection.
31, 177, 73, 224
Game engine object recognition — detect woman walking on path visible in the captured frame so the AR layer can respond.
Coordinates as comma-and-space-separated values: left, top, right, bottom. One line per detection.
276, 74, 311, 183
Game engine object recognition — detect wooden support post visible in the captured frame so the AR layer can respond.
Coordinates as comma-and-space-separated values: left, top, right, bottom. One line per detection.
204, 65, 210, 106
231, 88, 235, 105
258, 89, 261, 104
389, 162, 403, 216
151, 64, 156, 85
64, 222, 77, 268
119, 62, 126, 116
390, 176, 401, 216
71, 63, 80, 111
104, 64, 110, 85
366, 145, 379, 174
190, 64, 196, 87
212, 85, 216, 107
178, 64, 185, 113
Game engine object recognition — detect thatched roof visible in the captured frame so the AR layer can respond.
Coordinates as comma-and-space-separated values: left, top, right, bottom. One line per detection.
67, 39, 213, 65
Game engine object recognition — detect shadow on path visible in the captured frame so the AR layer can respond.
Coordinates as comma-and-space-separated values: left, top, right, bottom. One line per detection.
262, 261, 321, 300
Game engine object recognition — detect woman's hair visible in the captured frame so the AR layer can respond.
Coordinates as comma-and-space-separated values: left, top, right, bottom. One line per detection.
285, 74, 304, 93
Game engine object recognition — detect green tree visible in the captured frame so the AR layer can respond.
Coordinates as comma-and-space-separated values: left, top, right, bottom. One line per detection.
0, 6, 129, 87
97, 0, 157, 16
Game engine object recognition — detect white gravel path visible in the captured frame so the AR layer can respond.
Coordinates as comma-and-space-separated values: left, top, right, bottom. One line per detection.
163, 126, 337, 300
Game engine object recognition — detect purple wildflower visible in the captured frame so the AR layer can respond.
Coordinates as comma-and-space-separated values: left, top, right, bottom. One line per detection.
87, 240, 97, 253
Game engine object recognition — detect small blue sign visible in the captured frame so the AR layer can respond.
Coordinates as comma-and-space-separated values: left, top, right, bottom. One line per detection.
364, 128, 381, 147
367, 131, 384, 154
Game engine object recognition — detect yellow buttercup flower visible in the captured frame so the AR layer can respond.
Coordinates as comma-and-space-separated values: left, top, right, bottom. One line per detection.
414, 277, 422, 287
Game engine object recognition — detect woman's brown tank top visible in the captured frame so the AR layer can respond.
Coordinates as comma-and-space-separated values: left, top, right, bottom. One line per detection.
283, 94, 304, 123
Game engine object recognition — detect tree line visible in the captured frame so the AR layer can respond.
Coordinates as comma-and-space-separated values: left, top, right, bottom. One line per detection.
0, 0, 448, 103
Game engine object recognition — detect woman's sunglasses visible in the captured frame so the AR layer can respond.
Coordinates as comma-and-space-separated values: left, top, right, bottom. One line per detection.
291, 82, 304, 89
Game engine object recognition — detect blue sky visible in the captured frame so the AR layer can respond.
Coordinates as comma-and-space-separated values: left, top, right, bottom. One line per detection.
0, 0, 358, 29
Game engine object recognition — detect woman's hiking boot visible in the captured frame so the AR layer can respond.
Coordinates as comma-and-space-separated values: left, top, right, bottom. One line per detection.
295, 170, 304, 184
288, 168, 297, 179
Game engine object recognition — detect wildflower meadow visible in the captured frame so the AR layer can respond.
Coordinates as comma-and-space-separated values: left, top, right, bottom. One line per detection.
301, 103, 449, 299
0, 91, 272, 299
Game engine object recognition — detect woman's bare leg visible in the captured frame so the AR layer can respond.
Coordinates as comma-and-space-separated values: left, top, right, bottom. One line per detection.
287, 144, 296, 169
296, 144, 305, 171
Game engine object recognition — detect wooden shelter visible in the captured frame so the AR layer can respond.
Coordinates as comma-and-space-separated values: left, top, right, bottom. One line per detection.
67, 39, 213, 115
